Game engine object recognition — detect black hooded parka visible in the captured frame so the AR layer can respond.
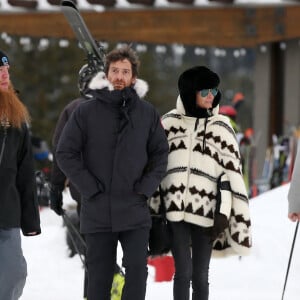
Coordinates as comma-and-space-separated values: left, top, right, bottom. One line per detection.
56, 87, 169, 234
0, 123, 41, 235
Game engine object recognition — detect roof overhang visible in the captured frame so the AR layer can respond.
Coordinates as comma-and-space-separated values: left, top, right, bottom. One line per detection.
0, 3, 299, 47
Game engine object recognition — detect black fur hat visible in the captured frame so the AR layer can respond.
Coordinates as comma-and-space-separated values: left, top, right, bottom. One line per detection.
178, 66, 221, 117
0, 50, 9, 67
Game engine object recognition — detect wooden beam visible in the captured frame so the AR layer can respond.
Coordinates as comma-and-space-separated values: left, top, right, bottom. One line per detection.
0, 4, 300, 47
269, 42, 284, 139
8, 0, 38, 9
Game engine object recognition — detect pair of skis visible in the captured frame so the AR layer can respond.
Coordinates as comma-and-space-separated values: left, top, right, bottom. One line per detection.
61, 0, 105, 73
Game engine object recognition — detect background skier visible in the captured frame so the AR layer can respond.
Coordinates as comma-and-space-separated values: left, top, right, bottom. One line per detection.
288, 140, 300, 222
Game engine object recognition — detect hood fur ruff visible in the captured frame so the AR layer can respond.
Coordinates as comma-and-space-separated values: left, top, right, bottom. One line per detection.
88, 71, 149, 98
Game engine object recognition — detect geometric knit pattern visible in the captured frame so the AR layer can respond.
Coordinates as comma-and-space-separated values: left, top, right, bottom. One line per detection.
149, 96, 252, 257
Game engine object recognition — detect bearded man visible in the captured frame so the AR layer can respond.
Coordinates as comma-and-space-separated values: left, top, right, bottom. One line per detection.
0, 50, 41, 300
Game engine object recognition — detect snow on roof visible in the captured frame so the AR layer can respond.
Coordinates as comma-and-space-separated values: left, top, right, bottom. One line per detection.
0, 0, 288, 12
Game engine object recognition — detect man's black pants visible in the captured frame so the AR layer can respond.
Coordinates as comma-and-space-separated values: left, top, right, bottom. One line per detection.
85, 227, 149, 300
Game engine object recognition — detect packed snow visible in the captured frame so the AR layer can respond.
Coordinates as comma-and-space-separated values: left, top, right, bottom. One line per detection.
21, 183, 300, 300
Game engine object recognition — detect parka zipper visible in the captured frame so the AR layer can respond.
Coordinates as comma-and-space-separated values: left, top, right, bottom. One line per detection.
184, 118, 204, 207
184, 130, 193, 205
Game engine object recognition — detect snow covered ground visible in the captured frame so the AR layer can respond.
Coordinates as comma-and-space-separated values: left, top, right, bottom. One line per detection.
21, 183, 300, 300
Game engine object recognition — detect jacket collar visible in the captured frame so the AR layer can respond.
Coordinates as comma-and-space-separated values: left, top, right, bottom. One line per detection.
87, 71, 149, 99
176, 95, 219, 117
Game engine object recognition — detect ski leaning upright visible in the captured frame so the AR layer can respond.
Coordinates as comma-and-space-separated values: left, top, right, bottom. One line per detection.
61, 0, 105, 72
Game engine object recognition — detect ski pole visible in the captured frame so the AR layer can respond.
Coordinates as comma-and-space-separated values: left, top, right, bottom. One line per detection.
62, 211, 87, 249
62, 211, 124, 276
62, 211, 88, 272
281, 220, 299, 300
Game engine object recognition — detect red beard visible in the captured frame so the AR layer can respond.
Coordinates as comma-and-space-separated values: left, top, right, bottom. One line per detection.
0, 84, 30, 128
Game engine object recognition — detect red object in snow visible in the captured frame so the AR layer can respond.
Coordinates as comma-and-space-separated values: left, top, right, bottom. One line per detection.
148, 255, 175, 282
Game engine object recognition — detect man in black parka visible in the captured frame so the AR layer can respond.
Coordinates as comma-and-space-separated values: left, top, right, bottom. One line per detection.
50, 63, 94, 216
50, 63, 101, 299
56, 46, 169, 300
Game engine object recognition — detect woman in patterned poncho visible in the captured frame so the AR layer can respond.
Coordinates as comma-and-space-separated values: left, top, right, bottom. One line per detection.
149, 66, 252, 300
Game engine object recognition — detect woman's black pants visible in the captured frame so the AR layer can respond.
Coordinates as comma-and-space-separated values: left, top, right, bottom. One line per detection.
169, 221, 213, 300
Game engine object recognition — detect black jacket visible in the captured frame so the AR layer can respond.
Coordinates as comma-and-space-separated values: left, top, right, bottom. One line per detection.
0, 123, 41, 236
56, 87, 169, 233
51, 97, 84, 201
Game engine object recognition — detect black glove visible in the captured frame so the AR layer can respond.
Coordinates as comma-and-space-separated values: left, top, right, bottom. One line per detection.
49, 184, 64, 216
210, 213, 229, 241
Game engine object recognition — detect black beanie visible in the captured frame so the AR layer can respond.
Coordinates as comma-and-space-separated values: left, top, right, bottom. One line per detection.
0, 50, 9, 67
178, 66, 221, 117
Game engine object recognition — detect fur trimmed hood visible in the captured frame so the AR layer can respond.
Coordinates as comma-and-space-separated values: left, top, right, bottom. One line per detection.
178, 66, 221, 118
88, 71, 149, 99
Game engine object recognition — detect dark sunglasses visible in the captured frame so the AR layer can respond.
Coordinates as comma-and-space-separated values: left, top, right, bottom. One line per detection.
199, 88, 218, 97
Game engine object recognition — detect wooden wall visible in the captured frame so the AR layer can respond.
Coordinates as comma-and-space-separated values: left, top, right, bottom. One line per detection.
0, 4, 299, 47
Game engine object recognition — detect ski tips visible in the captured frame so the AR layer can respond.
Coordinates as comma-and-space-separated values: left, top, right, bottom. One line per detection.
61, 0, 77, 10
